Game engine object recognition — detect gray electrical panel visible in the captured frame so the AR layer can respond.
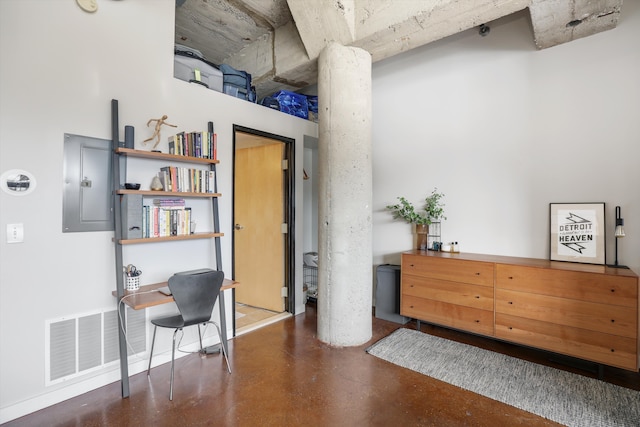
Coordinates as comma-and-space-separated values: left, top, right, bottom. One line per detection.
62, 133, 114, 232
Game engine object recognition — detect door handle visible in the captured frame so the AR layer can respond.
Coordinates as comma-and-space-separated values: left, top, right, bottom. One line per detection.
234, 224, 244, 230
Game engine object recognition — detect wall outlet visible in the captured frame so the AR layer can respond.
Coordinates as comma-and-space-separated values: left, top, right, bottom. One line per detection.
7, 223, 24, 243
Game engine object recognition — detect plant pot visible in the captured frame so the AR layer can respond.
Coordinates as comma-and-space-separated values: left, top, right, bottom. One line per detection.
415, 224, 429, 251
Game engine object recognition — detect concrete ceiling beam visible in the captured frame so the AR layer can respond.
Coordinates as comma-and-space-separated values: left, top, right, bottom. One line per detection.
353, 0, 531, 62
286, 0, 356, 60
227, 20, 316, 97
529, 0, 622, 49
229, 0, 292, 29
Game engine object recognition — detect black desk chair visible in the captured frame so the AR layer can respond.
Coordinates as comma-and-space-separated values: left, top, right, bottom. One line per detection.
147, 270, 231, 400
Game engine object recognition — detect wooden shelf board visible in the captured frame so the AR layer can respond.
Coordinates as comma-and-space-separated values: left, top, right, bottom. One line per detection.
119, 232, 223, 245
116, 189, 221, 198
115, 147, 219, 164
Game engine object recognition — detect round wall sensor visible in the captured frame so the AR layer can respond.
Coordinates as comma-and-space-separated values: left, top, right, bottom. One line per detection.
76, 0, 98, 13
1, 169, 37, 196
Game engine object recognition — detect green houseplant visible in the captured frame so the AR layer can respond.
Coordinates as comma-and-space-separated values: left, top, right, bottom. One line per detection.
386, 188, 446, 225
386, 189, 446, 250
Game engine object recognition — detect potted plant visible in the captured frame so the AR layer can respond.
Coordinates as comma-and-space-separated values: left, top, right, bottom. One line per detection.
423, 188, 446, 224
386, 188, 446, 250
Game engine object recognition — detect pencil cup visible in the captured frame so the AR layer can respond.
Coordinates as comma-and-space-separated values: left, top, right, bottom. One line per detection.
125, 275, 140, 291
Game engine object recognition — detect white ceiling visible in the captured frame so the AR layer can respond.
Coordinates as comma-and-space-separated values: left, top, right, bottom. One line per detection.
175, 0, 623, 100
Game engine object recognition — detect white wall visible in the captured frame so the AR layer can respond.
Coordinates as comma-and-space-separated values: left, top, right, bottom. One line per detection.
0, 0, 317, 422
372, 6, 640, 275
303, 136, 319, 253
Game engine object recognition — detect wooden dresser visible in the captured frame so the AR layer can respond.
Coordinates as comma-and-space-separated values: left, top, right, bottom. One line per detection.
401, 250, 640, 371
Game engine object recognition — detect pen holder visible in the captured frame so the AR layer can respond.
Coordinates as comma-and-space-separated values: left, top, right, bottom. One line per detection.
125, 275, 140, 291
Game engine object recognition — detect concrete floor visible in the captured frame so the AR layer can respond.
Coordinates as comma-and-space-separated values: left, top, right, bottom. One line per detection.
4, 302, 638, 426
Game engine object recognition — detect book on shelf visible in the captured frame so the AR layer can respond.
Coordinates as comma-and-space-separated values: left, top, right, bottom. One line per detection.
208, 170, 215, 192
158, 168, 172, 192
168, 137, 175, 156
195, 132, 201, 158
170, 167, 178, 192
157, 166, 215, 193
153, 198, 186, 207
167, 131, 217, 159
143, 205, 192, 237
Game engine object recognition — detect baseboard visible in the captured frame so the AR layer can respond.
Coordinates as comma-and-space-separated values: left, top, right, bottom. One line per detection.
0, 368, 121, 424
0, 330, 229, 424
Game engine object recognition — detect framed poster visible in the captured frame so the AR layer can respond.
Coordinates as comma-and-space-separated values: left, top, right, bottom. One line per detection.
549, 202, 605, 265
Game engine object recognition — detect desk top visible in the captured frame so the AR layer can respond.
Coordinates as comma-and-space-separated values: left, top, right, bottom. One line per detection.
113, 279, 238, 310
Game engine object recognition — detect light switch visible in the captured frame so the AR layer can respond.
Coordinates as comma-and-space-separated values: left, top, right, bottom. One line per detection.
7, 223, 24, 243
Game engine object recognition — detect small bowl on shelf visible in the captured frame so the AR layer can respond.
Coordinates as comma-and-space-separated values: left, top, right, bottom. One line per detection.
124, 183, 141, 190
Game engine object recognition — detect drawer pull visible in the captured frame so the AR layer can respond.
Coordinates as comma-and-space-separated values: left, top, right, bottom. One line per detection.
611, 349, 615, 353
475, 320, 480, 323
475, 296, 480, 299
475, 272, 480, 276
611, 319, 615, 323
508, 327, 513, 330
611, 289, 615, 293
508, 276, 514, 280
508, 301, 513, 305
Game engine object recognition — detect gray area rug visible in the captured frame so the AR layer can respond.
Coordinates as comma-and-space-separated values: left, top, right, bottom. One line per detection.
366, 328, 640, 427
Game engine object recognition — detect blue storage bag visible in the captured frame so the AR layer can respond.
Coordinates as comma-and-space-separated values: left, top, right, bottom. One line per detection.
273, 90, 308, 119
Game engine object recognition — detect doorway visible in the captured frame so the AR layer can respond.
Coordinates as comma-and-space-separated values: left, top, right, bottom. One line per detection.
232, 126, 295, 333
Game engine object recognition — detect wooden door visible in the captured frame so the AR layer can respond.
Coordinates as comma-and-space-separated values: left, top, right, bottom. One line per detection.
234, 141, 285, 312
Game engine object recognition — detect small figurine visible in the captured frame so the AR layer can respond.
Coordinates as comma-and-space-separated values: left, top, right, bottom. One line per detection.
143, 115, 177, 149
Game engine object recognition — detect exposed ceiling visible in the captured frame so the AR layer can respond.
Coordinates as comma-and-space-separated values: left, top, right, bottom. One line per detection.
175, 0, 623, 100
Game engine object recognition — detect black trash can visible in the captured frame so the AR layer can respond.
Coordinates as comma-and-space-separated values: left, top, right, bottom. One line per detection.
375, 264, 409, 324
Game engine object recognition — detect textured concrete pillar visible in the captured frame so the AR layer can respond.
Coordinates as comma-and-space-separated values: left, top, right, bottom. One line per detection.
317, 42, 372, 346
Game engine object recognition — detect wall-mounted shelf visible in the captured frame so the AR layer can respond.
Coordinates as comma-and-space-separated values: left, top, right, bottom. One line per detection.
118, 232, 223, 245
115, 147, 219, 165
116, 189, 221, 198
111, 99, 224, 398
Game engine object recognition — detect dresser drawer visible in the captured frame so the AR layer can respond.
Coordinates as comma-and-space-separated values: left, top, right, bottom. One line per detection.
402, 253, 493, 286
403, 275, 494, 311
495, 313, 638, 371
496, 289, 637, 338
400, 295, 493, 336
402, 294, 494, 336
496, 264, 638, 308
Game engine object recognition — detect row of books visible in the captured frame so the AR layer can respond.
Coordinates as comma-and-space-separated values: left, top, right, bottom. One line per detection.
142, 204, 192, 238
158, 166, 216, 193
168, 131, 217, 159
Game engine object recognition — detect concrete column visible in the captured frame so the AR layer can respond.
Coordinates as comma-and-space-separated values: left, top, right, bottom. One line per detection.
317, 42, 372, 346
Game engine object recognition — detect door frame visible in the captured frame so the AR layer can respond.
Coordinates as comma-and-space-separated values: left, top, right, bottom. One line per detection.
232, 125, 296, 329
